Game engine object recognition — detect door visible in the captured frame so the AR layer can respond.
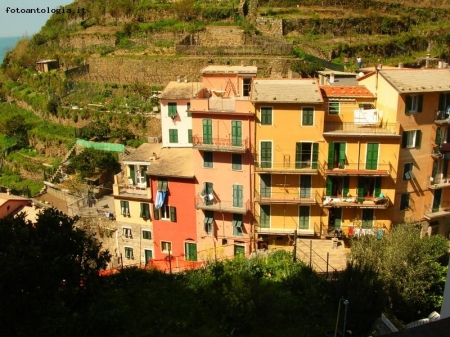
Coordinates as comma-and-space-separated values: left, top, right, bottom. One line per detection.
233, 185, 243, 207
144, 249, 153, 265
362, 209, 374, 228
185, 242, 197, 261
300, 175, 312, 198
366, 143, 379, 170
328, 208, 342, 230
260, 141, 272, 168
203, 119, 212, 144
260, 174, 271, 198
231, 121, 242, 146
432, 189, 442, 212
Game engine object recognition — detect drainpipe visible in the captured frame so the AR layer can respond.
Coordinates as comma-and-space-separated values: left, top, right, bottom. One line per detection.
357, 140, 360, 171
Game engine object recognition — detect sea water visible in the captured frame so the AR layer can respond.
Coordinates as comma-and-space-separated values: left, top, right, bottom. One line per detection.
0, 36, 21, 61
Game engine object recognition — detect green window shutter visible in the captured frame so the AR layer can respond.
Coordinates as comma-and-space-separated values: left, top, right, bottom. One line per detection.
357, 177, 366, 200
232, 214, 243, 236
405, 95, 412, 115
143, 231, 152, 240
295, 142, 302, 169
205, 182, 214, 205
203, 119, 212, 144
260, 174, 271, 198
187, 102, 192, 117
416, 130, 422, 148
402, 132, 408, 148
400, 194, 409, 210
299, 206, 309, 229
260, 205, 270, 228
326, 177, 332, 196
302, 108, 313, 125
185, 243, 197, 261
365, 143, 379, 170
153, 204, 160, 220
140, 203, 145, 218
260, 141, 272, 168
312, 143, 319, 169
231, 154, 242, 170
328, 142, 335, 169
343, 176, 349, 197
300, 175, 312, 198
231, 121, 242, 146
233, 185, 243, 207
374, 177, 382, 197
170, 206, 177, 222
334, 209, 342, 229
169, 129, 178, 143
362, 209, 374, 228
433, 189, 442, 212
234, 245, 245, 256
339, 143, 346, 168
436, 127, 442, 146
417, 95, 423, 112
439, 93, 446, 111
168, 102, 177, 117
188, 129, 192, 144
129, 165, 135, 184
261, 107, 272, 125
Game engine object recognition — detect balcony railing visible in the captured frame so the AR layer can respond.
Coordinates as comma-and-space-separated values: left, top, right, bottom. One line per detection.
322, 195, 390, 209
435, 111, 450, 124
423, 204, 450, 220
324, 161, 392, 176
254, 190, 320, 204
192, 136, 249, 153
323, 122, 399, 136
429, 174, 450, 190
194, 195, 250, 214
208, 97, 236, 111
113, 172, 151, 199
254, 160, 321, 174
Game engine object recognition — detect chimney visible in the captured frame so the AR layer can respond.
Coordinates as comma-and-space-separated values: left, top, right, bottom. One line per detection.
329, 73, 335, 84
398, 63, 403, 69
6, 189, 10, 195
426, 53, 430, 68
438, 61, 443, 69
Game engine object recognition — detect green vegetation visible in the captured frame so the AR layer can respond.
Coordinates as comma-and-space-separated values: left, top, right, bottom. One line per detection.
67, 148, 121, 179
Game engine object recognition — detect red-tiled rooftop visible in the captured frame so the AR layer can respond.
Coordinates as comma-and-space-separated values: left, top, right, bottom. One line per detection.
320, 85, 374, 98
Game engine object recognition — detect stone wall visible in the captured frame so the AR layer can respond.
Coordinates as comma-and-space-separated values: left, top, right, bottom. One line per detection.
255, 17, 283, 38
198, 26, 245, 47
59, 34, 116, 50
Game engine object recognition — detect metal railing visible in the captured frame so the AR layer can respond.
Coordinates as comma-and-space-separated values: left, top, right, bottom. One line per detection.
254, 189, 320, 204
322, 195, 390, 208
194, 195, 250, 214
113, 172, 151, 197
324, 161, 392, 174
254, 160, 321, 172
323, 122, 399, 135
435, 111, 450, 123
192, 136, 249, 151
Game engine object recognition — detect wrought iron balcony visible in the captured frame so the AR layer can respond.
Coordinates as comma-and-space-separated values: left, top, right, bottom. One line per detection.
429, 174, 450, 190
113, 172, 151, 199
423, 204, 450, 220
324, 161, 392, 176
254, 190, 320, 204
254, 160, 321, 174
322, 195, 390, 209
194, 195, 250, 214
323, 122, 399, 136
435, 111, 450, 125
193, 136, 248, 153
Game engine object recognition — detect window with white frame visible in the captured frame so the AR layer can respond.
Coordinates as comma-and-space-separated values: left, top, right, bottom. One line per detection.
405, 95, 423, 114
161, 241, 172, 254
135, 165, 148, 187
124, 247, 134, 259
120, 200, 130, 216
123, 227, 132, 238
402, 130, 422, 149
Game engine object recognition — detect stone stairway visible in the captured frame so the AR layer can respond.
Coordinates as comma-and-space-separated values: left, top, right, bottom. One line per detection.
49, 143, 78, 183
295, 238, 349, 273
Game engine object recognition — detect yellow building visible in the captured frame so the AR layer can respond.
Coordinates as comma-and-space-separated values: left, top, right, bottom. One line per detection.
251, 79, 325, 248
321, 85, 401, 236
360, 68, 450, 237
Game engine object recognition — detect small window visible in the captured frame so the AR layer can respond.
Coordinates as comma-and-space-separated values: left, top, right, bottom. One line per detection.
232, 214, 243, 236
140, 203, 151, 219
157, 178, 168, 192
169, 129, 178, 143
402, 130, 422, 149
159, 205, 177, 222
120, 201, 130, 216
124, 247, 134, 259
260, 107, 272, 125
231, 154, 242, 171
188, 129, 192, 144
203, 151, 213, 168
405, 95, 423, 114
187, 102, 191, 117
400, 193, 410, 211
142, 230, 152, 240
243, 78, 252, 97
328, 102, 340, 115
403, 163, 415, 181
168, 102, 177, 117
234, 244, 245, 256
161, 241, 172, 254
123, 227, 132, 238
204, 210, 214, 234
302, 107, 314, 126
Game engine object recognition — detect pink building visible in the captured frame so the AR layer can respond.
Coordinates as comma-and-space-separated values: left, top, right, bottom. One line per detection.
190, 65, 257, 260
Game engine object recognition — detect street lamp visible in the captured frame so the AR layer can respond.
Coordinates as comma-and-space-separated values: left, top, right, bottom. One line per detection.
342, 299, 349, 337
334, 298, 350, 337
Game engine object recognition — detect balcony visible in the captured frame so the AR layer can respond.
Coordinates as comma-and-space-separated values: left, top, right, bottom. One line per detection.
193, 136, 248, 153
254, 160, 321, 174
322, 195, 390, 209
429, 174, 450, 190
325, 161, 392, 176
194, 195, 250, 214
423, 205, 450, 220
113, 172, 151, 199
323, 121, 399, 137
435, 111, 450, 125
190, 96, 252, 113
254, 190, 319, 204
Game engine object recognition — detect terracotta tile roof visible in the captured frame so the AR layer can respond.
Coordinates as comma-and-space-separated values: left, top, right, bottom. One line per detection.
159, 81, 202, 99
146, 147, 194, 179
252, 79, 323, 104
320, 85, 374, 98
201, 65, 257, 74
0, 193, 30, 206
379, 68, 450, 93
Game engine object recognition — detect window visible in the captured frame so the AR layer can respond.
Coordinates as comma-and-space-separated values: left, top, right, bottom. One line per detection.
124, 247, 134, 259
300, 175, 312, 198
233, 184, 243, 208
231, 120, 242, 146
302, 107, 314, 126
328, 102, 340, 115
202, 119, 213, 144
201, 182, 214, 205
157, 178, 168, 192
120, 201, 130, 216
135, 165, 148, 187
123, 227, 132, 238
361, 209, 374, 229
169, 129, 178, 143
187, 102, 192, 117
243, 78, 252, 97
142, 230, 152, 240
327, 176, 350, 197
299, 206, 310, 229
260, 107, 272, 125
328, 142, 346, 169
153, 204, 176, 222
403, 163, 415, 181
188, 129, 192, 144
365, 143, 379, 170
260, 141, 272, 168
260, 174, 271, 197
185, 242, 197, 261
161, 241, 172, 254
234, 244, 245, 256
400, 193, 410, 211
168, 102, 177, 117
260, 205, 270, 228
140, 203, 151, 219
402, 130, 422, 149
405, 95, 423, 114
231, 154, 242, 170
203, 151, 213, 168
357, 177, 381, 199
232, 214, 243, 236
204, 210, 214, 234
295, 142, 319, 169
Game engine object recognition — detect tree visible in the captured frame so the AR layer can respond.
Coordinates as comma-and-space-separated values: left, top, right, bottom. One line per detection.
67, 148, 121, 178
0, 208, 110, 336
350, 223, 448, 323
0, 114, 30, 147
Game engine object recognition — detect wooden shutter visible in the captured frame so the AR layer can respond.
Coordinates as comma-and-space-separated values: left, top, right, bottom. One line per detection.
374, 177, 382, 197
168, 102, 177, 117
170, 206, 177, 222
295, 142, 302, 169
233, 185, 243, 207
328, 142, 335, 169
260, 174, 271, 198
405, 95, 412, 115
432, 189, 442, 212
300, 175, 311, 198
326, 177, 333, 196
260, 142, 272, 168
312, 143, 319, 169
188, 129, 192, 143
357, 177, 365, 200
343, 176, 349, 197
366, 143, 379, 170
416, 130, 422, 148
129, 165, 135, 184
299, 206, 309, 229
153, 204, 160, 220
417, 95, 423, 112
402, 132, 408, 148
334, 209, 342, 229
231, 121, 242, 146
339, 143, 346, 168
203, 119, 212, 144
260, 205, 270, 228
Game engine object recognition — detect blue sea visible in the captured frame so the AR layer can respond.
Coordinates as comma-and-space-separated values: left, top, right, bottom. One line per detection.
0, 36, 21, 61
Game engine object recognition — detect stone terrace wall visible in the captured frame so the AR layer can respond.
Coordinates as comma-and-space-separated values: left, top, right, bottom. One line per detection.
198, 26, 245, 47
255, 17, 283, 38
